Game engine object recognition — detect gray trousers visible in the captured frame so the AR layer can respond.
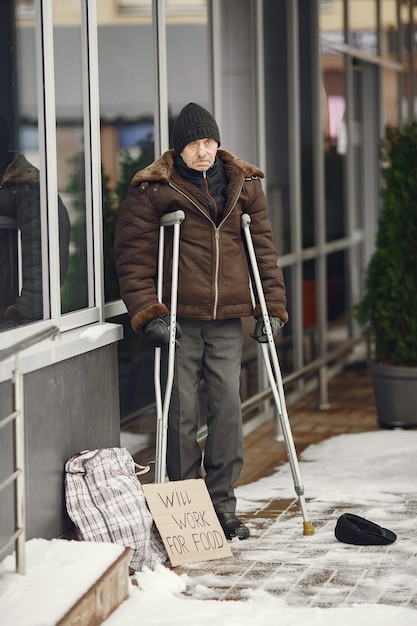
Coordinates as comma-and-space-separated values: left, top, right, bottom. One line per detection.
163, 318, 244, 514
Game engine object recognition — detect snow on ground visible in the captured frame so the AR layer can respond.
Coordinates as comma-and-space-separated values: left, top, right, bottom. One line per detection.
1, 430, 417, 625
0, 540, 125, 625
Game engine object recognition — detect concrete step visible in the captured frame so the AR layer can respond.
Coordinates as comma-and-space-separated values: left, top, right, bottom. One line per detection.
56, 545, 131, 626
0, 539, 131, 626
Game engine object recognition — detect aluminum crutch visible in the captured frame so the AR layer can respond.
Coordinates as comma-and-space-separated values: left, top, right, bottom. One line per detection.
241, 213, 314, 535
154, 210, 185, 483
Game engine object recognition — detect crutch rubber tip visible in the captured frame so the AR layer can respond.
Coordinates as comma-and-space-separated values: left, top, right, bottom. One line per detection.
303, 521, 315, 536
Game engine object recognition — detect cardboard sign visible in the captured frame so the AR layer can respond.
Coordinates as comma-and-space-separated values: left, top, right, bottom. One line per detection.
142, 479, 233, 567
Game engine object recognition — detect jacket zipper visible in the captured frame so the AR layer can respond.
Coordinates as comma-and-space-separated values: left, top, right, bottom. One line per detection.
213, 229, 220, 318
212, 180, 244, 318
169, 179, 244, 319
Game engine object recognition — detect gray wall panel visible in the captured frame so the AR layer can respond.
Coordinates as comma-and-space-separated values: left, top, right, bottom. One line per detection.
0, 345, 120, 545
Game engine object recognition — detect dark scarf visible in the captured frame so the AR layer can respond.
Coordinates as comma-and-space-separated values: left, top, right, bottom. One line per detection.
175, 154, 228, 225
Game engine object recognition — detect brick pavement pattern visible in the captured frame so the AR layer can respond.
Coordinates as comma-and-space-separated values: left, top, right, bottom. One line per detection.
128, 363, 417, 608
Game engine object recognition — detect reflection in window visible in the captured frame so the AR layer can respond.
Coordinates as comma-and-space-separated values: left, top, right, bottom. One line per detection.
167, 1, 210, 132
0, 112, 47, 329
118, 0, 207, 16
53, 4, 89, 314
380, 0, 399, 61
321, 51, 347, 242
99, 1, 211, 420
400, 1, 417, 122
327, 250, 347, 340
97, 0, 156, 421
15, 0, 35, 19
319, 3, 348, 244
414, 3, 417, 121
327, 95, 346, 148
382, 68, 400, 127
348, 0, 377, 55
303, 260, 317, 332
97, 0, 155, 304
1, 3, 72, 331
277, 266, 292, 375
301, 260, 318, 365
319, 0, 344, 48
1, 2, 68, 331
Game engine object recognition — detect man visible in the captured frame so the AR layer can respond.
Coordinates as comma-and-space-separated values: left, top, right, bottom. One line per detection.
115, 103, 288, 540
0, 113, 71, 327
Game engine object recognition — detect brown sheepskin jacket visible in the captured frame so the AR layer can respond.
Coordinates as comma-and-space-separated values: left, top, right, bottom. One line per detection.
114, 149, 288, 334
0, 152, 70, 321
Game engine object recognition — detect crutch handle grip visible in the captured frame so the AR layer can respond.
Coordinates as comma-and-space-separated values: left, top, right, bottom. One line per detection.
160, 210, 185, 228
241, 213, 251, 228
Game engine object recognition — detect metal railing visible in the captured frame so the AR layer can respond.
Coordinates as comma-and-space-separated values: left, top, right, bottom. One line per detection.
0, 325, 59, 575
197, 334, 363, 442
120, 334, 363, 444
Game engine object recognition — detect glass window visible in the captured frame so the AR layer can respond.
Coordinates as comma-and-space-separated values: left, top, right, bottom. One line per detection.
321, 50, 347, 242
348, 0, 378, 56
382, 68, 400, 126
303, 260, 317, 334
301, 260, 319, 366
319, 0, 345, 48
380, 0, 399, 61
278, 266, 293, 375
166, 1, 210, 133
264, 0, 291, 255
97, 0, 156, 421
413, 2, 417, 121
102, 1, 212, 421
300, 11, 316, 251
15, 0, 35, 18
97, 0, 155, 305
319, 2, 348, 243
400, 0, 417, 122
118, 0, 207, 15
53, 3, 90, 314
326, 249, 348, 344
0, 2, 46, 331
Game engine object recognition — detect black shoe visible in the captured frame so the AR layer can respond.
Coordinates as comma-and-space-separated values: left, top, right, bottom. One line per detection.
217, 512, 250, 540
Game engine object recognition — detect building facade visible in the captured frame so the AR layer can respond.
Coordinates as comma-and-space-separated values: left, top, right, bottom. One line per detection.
0, 0, 415, 542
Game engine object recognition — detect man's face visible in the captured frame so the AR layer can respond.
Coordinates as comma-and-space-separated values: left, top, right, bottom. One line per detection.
180, 138, 218, 171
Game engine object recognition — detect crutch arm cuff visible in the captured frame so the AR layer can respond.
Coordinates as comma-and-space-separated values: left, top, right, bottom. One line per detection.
131, 302, 170, 334
252, 304, 288, 325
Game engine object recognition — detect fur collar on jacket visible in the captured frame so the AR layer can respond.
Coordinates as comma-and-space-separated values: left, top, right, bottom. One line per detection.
131, 149, 264, 186
1, 152, 40, 186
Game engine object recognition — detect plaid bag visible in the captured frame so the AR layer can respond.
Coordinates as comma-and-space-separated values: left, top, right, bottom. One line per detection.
65, 447, 167, 571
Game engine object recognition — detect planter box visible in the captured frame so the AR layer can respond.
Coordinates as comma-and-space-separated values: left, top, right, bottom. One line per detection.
369, 361, 417, 428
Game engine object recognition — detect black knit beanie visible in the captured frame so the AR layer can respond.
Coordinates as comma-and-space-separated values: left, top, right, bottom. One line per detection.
335, 513, 397, 546
0, 114, 11, 155
172, 103, 220, 154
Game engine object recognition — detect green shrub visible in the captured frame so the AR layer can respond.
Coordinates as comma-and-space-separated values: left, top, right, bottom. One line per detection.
354, 124, 417, 366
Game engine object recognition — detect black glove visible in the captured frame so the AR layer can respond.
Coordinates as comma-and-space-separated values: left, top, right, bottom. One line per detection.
143, 314, 182, 348
251, 316, 282, 343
